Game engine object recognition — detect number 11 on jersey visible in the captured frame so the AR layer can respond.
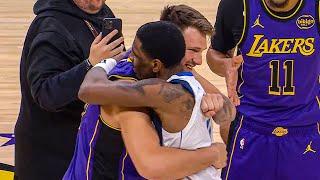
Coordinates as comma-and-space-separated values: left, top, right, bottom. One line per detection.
269, 60, 295, 96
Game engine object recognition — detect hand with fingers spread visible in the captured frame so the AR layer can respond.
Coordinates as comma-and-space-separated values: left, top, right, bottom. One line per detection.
225, 55, 243, 106
88, 30, 125, 65
201, 93, 224, 118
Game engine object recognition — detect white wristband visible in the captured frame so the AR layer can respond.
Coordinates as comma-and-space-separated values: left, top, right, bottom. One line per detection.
94, 58, 117, 74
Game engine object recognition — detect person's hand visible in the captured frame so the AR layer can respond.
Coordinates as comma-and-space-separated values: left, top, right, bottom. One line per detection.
201, 93, 224, 117
88, 30, 124, 65
210, 143, 227, 169
112, 48, 132, 61
225, 55, 243, 106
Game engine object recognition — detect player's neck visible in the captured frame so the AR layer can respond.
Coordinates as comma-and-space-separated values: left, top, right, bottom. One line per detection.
264, 0, 300, 12
159, 66, 184, 80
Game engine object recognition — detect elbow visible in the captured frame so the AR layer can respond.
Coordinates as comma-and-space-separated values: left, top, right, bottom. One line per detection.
78, 83, 94, 103
206, 49, 226, 77
33, 93, 63, 112
134, 157, 167, 179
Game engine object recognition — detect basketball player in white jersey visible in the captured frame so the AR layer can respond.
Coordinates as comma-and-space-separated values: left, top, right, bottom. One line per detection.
79, 21, 236, 179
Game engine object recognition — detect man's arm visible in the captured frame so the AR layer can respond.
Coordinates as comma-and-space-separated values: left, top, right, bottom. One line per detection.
27, 29, 123, 112
214, 95, 235, 144
27, 32, 90, 112
206, 47, 234, 77
79, 67, 188, 109
118, 110, 226, 179
200, 93, 235, 144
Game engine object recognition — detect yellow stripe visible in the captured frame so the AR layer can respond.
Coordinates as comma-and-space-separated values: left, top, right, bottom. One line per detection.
316, 96, 320, 109
262, 0, 303, 20
99, 115, 121, 131
0, 170, 14, 180
236, 0, 247, 46
225, 116, 244, 180
108, 75, 138, 81
317, 123, 320, 135
237, 61, 245, 99
86, 119, 100, 180
121, 151, 128, 180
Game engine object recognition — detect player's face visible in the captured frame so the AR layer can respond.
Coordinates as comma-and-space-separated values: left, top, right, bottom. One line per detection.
181, 27, 207, 71
268, 0, 289, 8
73, 0, 105, 14
131, 37, 157, 79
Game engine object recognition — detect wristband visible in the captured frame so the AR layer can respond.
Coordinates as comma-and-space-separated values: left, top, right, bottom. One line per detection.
94, 58, 117, 74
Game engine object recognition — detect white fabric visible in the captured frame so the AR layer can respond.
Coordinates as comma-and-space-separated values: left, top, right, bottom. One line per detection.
163, 74, 221, 180
94, 58, 117, 74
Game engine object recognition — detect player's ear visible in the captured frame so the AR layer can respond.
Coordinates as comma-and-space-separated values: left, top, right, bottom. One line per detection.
152, 59, 162, 73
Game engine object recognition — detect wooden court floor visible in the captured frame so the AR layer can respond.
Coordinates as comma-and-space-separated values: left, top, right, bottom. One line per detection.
0, 0, 225, 166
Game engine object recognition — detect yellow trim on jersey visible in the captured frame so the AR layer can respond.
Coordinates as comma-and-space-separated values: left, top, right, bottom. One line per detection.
99, 115, 121, 131
86, 119, 100, 180
108, 75, 138, 81
237, 61, 245, 99
225, 116, 244, 180
262, 0, 304, 20
317, 123, 320, 135
121, 151, 128, 180
0, 170, 14, 180
316, 96, 320, 109
236, 0, 247, 46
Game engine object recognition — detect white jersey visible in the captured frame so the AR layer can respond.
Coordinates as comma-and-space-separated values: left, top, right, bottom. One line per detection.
163, 72, 221, 180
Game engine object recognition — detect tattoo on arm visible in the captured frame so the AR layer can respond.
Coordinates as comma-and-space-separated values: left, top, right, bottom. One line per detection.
116, 78, 164, 95
158, 83, 185, 103
181, 99, 194, 112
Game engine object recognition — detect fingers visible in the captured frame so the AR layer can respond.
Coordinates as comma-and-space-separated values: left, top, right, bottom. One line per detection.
112, 51, 127, 61
204, 110, 216, 118
109, 44, 125, 57
99, 30, 119, 45
201, 95, 209, 113
92, 33, 102, 45
106, 37, 124, 50
201, 94, 225, 117
232, 55, 243, 67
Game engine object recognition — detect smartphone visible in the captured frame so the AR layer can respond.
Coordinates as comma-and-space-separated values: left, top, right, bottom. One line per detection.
102, 18, 123, 45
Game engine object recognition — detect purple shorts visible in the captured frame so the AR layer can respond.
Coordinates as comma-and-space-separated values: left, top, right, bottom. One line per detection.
222, 115, 320, 180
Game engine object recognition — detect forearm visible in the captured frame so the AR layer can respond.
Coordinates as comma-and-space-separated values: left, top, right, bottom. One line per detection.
30, 61, 89, 112
206, 48, 230, 77
140, 147, 213, 179
213, 94, 236, 124
79, 67, 153, 107
220, 121, 231, 144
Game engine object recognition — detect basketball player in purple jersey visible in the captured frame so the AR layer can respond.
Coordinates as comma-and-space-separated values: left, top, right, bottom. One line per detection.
207, 0, 320, 179
64, 21, 232, 180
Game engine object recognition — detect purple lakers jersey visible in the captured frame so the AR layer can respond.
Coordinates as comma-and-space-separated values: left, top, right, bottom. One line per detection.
63, 60, 146, 180
238, 0, 320, 126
